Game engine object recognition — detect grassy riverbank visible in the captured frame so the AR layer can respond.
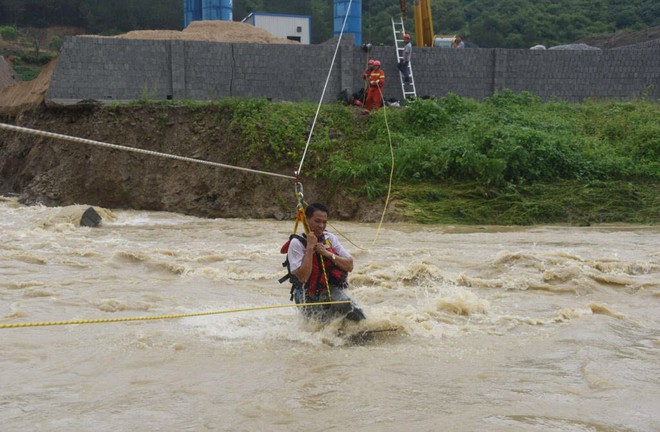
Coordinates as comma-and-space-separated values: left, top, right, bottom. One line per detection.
106, 93, 660, 224
191, 91, 657, 225
3, 93, 657, 224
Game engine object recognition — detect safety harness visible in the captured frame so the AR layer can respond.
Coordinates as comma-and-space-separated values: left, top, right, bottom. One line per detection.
279, 233, 347, 301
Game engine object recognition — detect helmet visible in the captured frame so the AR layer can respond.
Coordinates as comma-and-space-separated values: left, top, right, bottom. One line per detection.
403, 34, 410, 40
368, 59, 375, 66
373, 60, 381, 67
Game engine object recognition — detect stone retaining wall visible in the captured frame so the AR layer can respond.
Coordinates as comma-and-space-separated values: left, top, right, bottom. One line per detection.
46, 36, 659, 103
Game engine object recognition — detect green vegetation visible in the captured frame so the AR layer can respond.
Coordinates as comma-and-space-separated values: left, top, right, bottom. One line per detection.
0, 25, 19, 41
9, 61, 40, 81
192, 93, 658, 224
0, 25, 58, 80
5, 51, 55, 81
48, 35, 62, 51
458, 0, 658, 48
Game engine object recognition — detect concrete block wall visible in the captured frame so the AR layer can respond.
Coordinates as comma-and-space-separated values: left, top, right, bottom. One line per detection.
46, 36, 659, 104
49, 37, 172, 101
388, 47, 496, 99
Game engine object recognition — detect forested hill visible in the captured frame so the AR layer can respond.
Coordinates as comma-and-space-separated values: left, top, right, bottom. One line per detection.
0, 0, 658, 48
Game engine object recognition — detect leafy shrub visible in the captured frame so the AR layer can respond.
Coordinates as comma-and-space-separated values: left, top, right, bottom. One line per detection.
216, 99, 356, 171
469, 125, 586, 183
132, 95, 659, 191
11, 64, 40, 81
48, 36, 63, 51
0, 25, 19, 41
18, 52, 55, 66
437, 93, 479, 117
486, 89, 540, 108
404, 98, 450, 132
326, 92, 657, 189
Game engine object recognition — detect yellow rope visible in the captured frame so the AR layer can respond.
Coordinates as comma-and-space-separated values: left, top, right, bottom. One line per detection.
0, 301, 351, 330
330, 86, 394, 250
372, 86, 395, 246
327, 221, 368, 251
318, 243, 333, 301
292, 198, 332, 301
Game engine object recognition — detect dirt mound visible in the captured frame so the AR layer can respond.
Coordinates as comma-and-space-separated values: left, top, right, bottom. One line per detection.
575, 26, 660, 49
0, 56, 17, 89
0, 58, 56, 116
83, 20, 298, 45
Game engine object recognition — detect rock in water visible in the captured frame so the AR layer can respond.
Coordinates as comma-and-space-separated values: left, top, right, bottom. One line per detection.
80, 207, 102, 227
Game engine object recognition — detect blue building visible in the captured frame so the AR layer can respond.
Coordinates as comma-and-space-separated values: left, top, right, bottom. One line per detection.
334, 0, 361, 45
184, 0, 233, 28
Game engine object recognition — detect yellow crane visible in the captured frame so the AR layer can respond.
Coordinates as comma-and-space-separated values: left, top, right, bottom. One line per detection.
400, 0, 456, 48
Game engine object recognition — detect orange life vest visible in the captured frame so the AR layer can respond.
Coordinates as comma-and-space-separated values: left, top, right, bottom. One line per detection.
279, 234, 347, 299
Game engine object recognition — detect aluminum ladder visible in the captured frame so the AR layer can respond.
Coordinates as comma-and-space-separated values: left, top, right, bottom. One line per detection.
391, 16, 417, 99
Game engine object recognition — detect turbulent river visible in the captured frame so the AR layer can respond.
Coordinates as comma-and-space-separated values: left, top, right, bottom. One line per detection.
1, 196, 658, 432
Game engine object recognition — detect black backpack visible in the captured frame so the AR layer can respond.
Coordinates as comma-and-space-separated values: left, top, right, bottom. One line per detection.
279, 233, 307, 301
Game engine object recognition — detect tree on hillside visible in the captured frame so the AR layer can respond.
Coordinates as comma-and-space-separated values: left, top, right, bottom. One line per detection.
434, 0, 466, 34
310, 0, 333, 44
462, 0, 659, 47
80, 0, 182, 33
363, 0, 402, 44
0, 0, 182, 31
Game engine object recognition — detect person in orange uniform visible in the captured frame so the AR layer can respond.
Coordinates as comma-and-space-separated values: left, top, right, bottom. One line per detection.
364, 60, 385, 113
360, 59, 375, 104
362, 59, 375, 84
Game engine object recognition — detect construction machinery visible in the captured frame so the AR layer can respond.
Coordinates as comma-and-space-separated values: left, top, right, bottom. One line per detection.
399, 0, 456, 48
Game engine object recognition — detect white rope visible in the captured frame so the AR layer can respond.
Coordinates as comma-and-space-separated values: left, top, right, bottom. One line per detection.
297, 0, 354, 177
0, 122, 295, 180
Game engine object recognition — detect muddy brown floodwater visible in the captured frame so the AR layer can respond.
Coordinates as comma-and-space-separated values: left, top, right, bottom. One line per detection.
1, 197, 658, 431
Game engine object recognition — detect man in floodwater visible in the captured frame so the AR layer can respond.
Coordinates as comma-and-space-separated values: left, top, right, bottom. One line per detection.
284, 202, 365, 322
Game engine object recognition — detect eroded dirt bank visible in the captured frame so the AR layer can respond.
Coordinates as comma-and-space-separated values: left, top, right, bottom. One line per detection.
0, 106, 391, 221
